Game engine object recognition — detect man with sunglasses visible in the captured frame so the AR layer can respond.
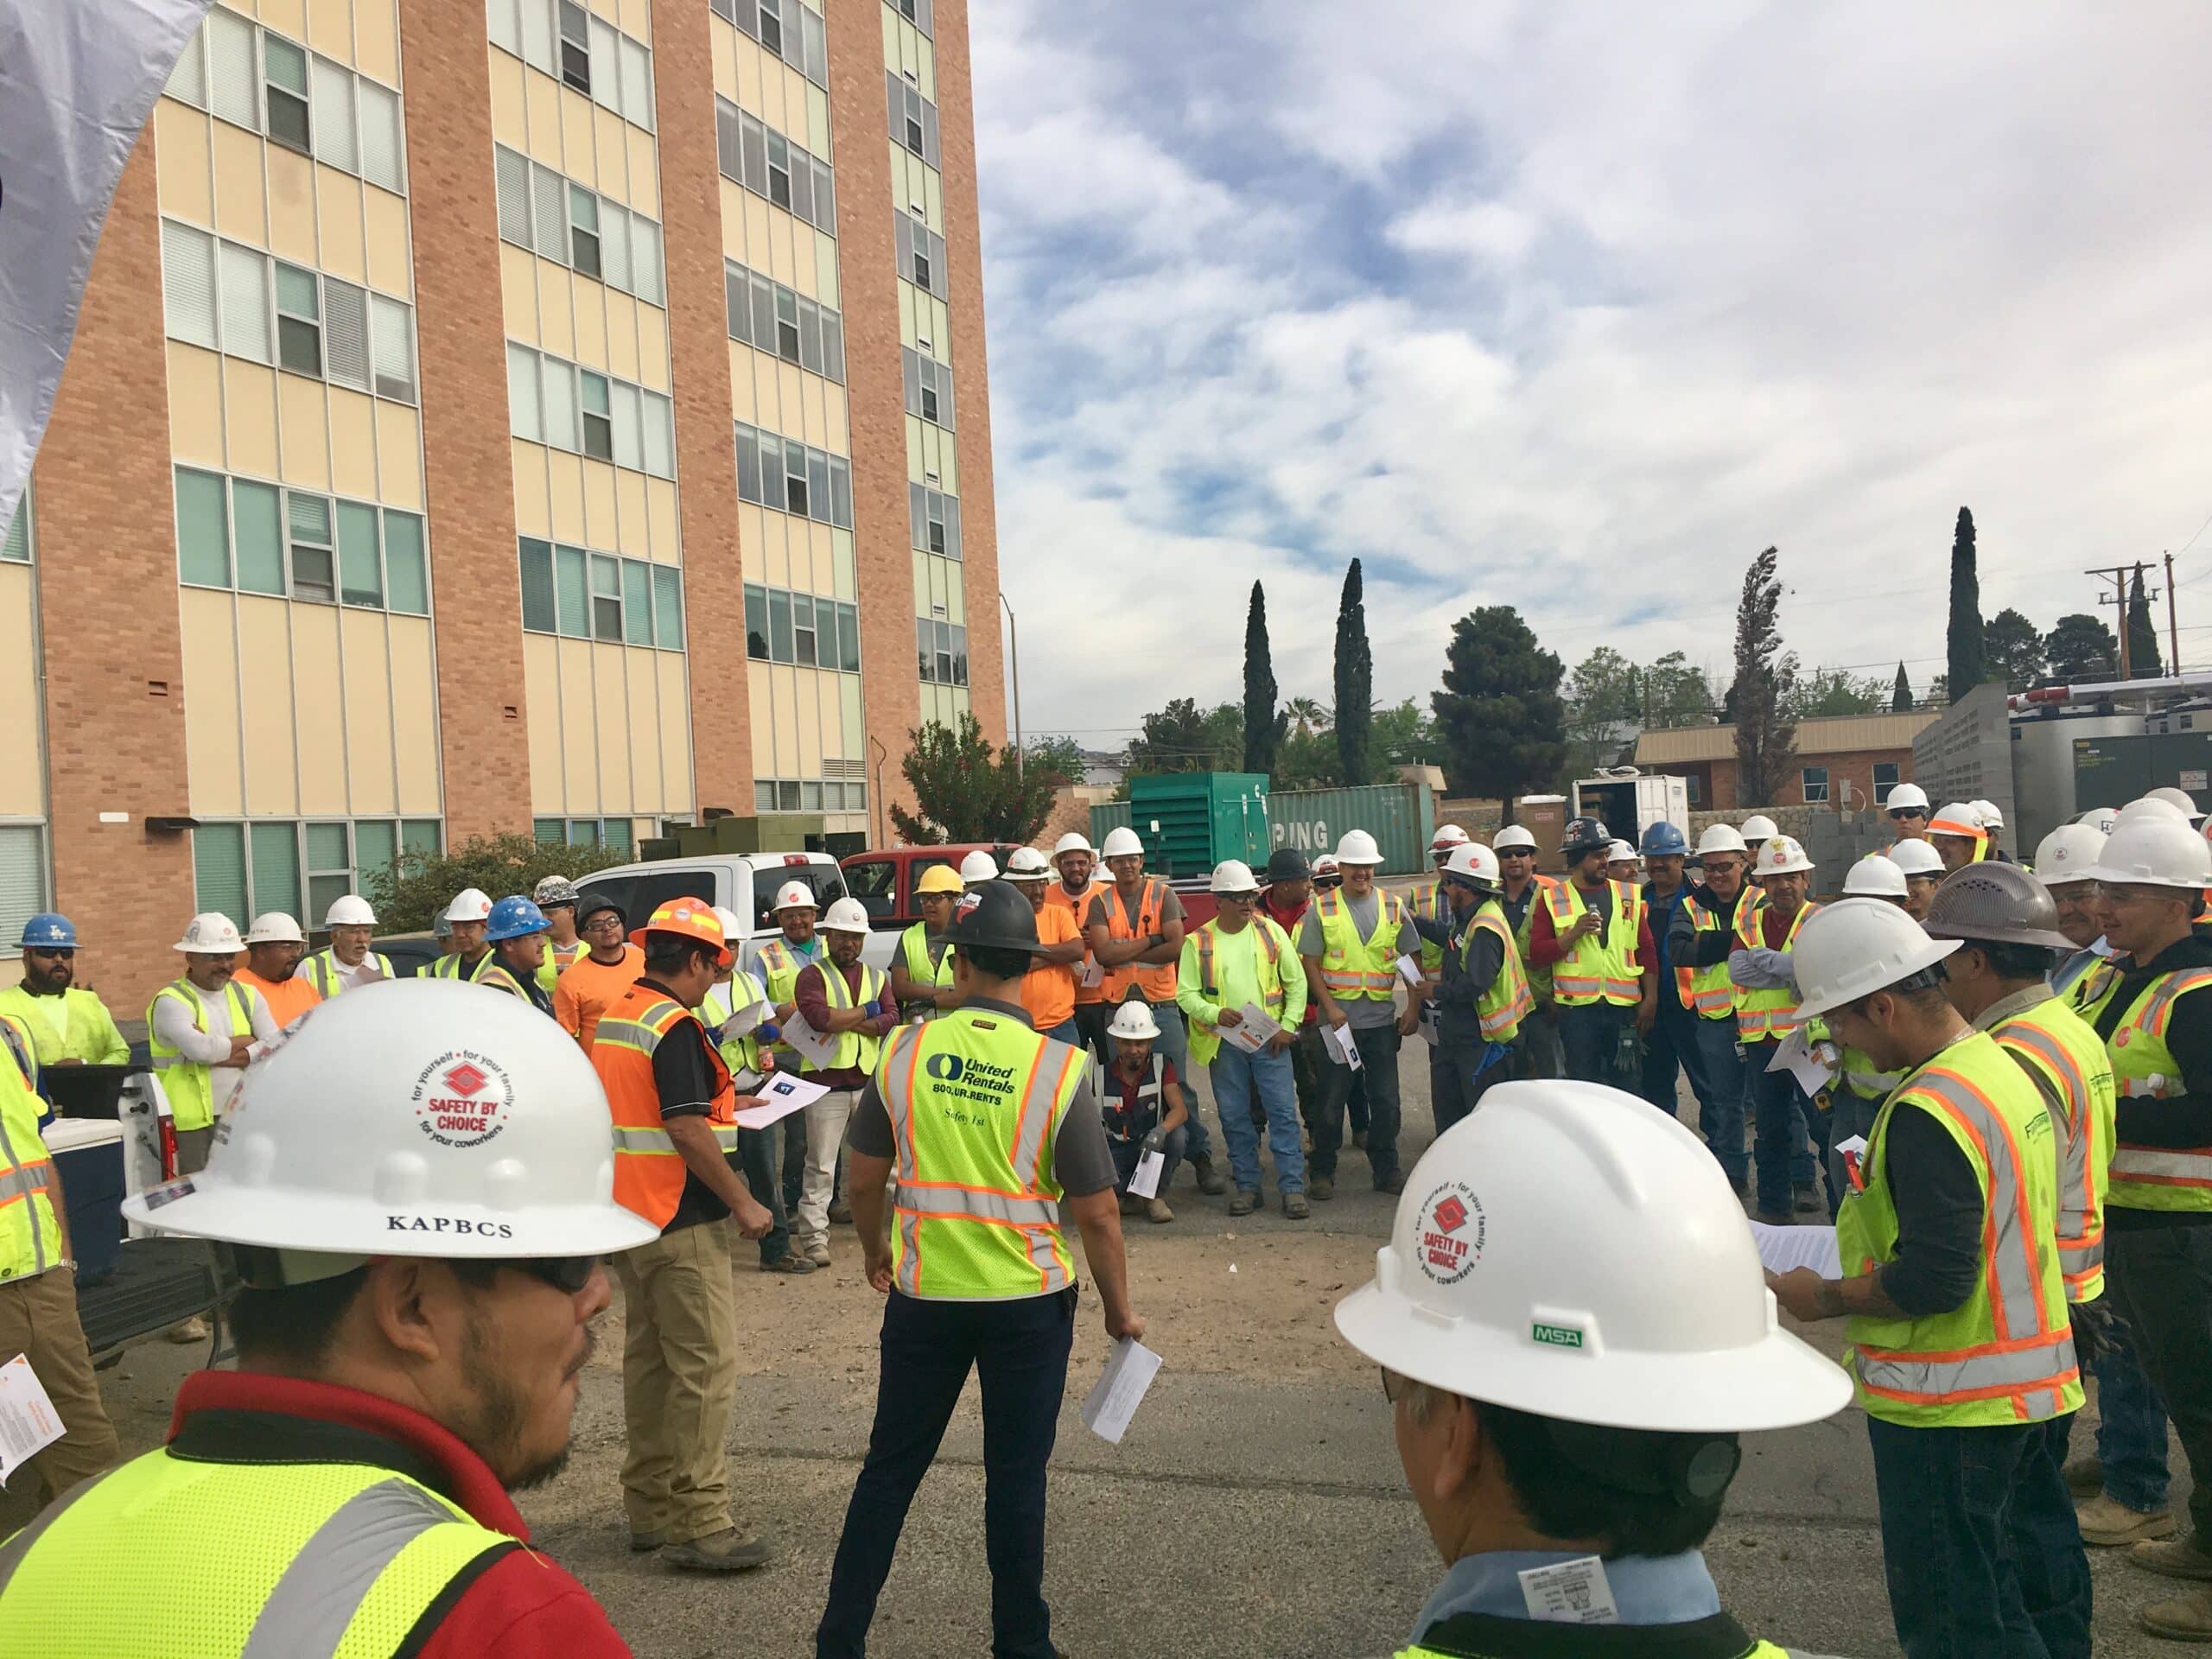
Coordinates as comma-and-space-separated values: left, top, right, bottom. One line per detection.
1491, 825, 1563, 1082
0, 980, 652, 1656
1886, 781, 1932, 843
0, 913, 129, 1069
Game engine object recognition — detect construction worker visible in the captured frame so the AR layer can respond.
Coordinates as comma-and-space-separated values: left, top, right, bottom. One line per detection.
1971, 798, 2011, 861
1731, 836, 1824, 1223
1635, 821, 1706, 1117
1525, 817, 1655, 1090
1406, 842, 1530, 1137
148, 912, 278, 1176
594, 900, 775, 1572
1300, 829, 1420, 1198
0, 912, 128, 1066
959, 848, 1000, 887
1259, 847, 1327, 1138
1605, 839, 1642, 883
1313, 846, 1376, 1141
1098, 1000, 1189, 1224
1337, 1081, 1851, 1658
1929, 802, 1991, 871
818, 881, 1140, 1659
1088, 824, 1222, 1196
427, 888, 502, 985
532, 875, 588, 1000
477, 896, 556, 1015
1669, 823, 1753, 1190
1005, 847, 1087, 1043
0, 980, 118, 1513
556, 893, 644, 1050
0, 982, 650, 1653
747, 880, 823, 1217
1411, 826, 1468, 1114
890, 863, 963, 1020
1048, 832, 1109, 1059
1803, 855, 1916, 1214
789, 898, 894, 1268
301, 893, 391, 996
1740, 813, 1779, 842
1772, 899, 2088, 1659
1179, 858, 1307, 1217
1886, 835, 1946, 921
1492, 824, 1562, 1082
702, 906, 809, 1277
1886, 780, 1931, 841
1312, 852, 1342, 892
235, 913, 322, 1027
2069, 816, 2212, 1639
2037, 823, 2112, 997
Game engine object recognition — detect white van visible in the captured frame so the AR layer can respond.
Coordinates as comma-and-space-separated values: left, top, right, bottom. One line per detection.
572, 851, 898, 974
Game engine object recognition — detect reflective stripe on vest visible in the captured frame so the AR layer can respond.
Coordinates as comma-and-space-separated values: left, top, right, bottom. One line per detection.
1468, 906, 1533, 1040
2083, 966, 2212, 1210
1045, 879, 1105, 1001
1412, 880, 1450, 977
1675, 892, 1738, 1019
0, 1055, 60, 1282
804, 960, 887, 1074
303, 950, 393, 999
899, 922, 955, 1013
1994, 1000, 2114, 1302
1096, 879, 1177, 1003
1732, 897, 1818, 1041
1196, 920, 1285, 1015
147, 978, 256, 1133
702, 972, 769, 1074
428, 950, 500, 984
592, 986, 734, 1227
1313, 887, 1406, 998
1541, 880, 1644, 1006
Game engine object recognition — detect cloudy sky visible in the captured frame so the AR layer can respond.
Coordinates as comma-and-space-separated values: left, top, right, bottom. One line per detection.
969, 2, 2212, 745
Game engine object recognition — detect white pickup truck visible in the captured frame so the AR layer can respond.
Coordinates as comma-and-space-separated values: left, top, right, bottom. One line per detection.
572, 850, 899, 976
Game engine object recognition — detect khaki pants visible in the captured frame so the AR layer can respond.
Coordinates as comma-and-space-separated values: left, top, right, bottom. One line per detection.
174, 1125, 215, 1175
613, 1220, 737, 1543
0, 1267, 119, 1509
795, 1088, 857, 1249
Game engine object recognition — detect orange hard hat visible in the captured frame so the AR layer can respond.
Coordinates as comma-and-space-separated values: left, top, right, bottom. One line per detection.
630, 899, 733, 968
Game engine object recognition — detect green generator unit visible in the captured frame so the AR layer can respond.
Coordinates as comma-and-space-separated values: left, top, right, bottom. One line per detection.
1125, 773, 1270, 878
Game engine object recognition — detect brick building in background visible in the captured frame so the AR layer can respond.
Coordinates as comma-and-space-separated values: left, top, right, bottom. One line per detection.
1633, 711, 1938, 814
2, 0, 1001, 1008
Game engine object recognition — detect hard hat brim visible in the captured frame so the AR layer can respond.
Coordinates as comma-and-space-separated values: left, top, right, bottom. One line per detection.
1790, 936, 1962, 1021
124, 1179, 659, 1259
1922, 920, 2078, 950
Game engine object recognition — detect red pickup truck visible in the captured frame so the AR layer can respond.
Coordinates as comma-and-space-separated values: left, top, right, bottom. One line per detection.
839, 845, 1217, 933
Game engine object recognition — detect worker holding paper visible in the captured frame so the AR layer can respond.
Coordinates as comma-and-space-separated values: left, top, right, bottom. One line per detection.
1097, 1000, 1190, 1223
1403, 842, 1533, 1137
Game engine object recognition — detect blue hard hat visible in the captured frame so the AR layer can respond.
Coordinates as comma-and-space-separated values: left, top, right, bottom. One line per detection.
19, 912, 77, 950
484, 896, 550, 943
1638, 822, 1688, 856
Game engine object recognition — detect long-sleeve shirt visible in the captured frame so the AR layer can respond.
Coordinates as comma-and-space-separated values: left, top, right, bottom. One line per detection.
2091, 931, 2212, 1231
1728, 905, 1812, 995
1410, 906, 1507, 1048
149, 978, 280, 1061
793, 958, 899, 1090
1259, 893, 1316, 1025
1668, 882, 1750, 971
1176, 919, 1308, 1033
1874, 1045, 1986, 1316
1524, 882, 1656, 976
0, 985, 130, 1066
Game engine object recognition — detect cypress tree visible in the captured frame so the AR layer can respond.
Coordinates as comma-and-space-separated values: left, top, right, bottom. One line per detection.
1947, 508, 1985, 697
1890, 661, 1913, 712
1241, 581, 1284, 774
2127, 566, 2164, 678
1334, 560, 1372, 787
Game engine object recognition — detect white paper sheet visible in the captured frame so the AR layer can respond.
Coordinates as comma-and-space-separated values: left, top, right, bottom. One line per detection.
0, 1355, 66, 1487
1323, 1023, 1363, 1070
1220, 1002, 1284, 1054
777, 1009, 839, 1068
1126, 1149, 1166, 1198
1394, 953, 1426, 988
1078, 958, 1105, 989
733, 1071, 828, 1128
1081, 1337, 1163, 1445
1748, 1220, 1842, 1279
1416, 1001, 1440, 1047
1765, 1026, 1836, 1096
717, 998, 772, 1039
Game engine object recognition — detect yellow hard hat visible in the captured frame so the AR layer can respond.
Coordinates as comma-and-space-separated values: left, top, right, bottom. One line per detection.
915, 863, 964, 897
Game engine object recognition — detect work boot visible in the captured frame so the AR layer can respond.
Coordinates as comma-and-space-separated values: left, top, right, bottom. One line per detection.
803, 1238, 831, 1268
2132, 1536, 2212, 1581
2141, 1588, 2212, 1642
1375, 1171, 1405, 1196
2065, 1455, 2106, 1497
2078, 1493, 2177, 1548
1281, 1192, 1311, 1220
663, 1527, 770, 1573
1145, 1198, 1174, 1224
1191, 1154, 1229, 1197
165, 1315, 207, 1344
1309, 1177, 1335, 1202
1792, 1183, 1824, 1215
1119, 1192, 1143, 1217
760, 1254, 817, 1274
1227, 1189, 1259, 1217
828, 1197, 853, 1224
629, 1531, 664, 1553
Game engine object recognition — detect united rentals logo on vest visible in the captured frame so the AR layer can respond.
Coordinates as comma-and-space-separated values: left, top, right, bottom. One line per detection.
1414, 1179, 1485, 1285
411, 1050, 515, 1148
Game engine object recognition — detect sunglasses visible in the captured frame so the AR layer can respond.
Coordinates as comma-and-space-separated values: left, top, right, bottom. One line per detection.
1379, 1366, 1409, 1404
582, 915, 626, 932
24, 946, 75, 958
512, 1255, 601, 1294
1888, 809, 1926, 820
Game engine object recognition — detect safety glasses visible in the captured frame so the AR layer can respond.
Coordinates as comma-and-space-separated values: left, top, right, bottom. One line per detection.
512, 1255, 601, 1294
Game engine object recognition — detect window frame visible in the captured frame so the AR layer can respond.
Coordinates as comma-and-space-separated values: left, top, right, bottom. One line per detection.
556, 0, 593, 93
1872, 761, 1901, 806
1801, 766, 1831, 805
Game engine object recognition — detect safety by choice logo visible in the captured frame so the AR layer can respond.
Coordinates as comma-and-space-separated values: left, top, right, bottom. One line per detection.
412, 1050, 516, 1149
1414, 1179, 1485, 1286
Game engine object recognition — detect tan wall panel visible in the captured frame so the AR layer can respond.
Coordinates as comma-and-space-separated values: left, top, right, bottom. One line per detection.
658, 652, 692, 812
522, 633, 564, 815
718, 178, 746, 257
291, 603, 346, 813
824, 383, 846, 454
512, 442, 551, 538
615, 470, 649, 559
728, 340, 755, 423
787, 232, 816, 302
744, 194, 770, 272
556, 638, 597, 811
500, 243, 540, 343
306, 0, 353, 62
762, 510, 788, 588
224, 359, 281, 479
0, 569, 41, 817
547, 449, 586, 541
237, 596, 299, 816
154, 101, 213, 226
801, 373, 824, 450
605, 290, 639, 382
768, 208, 794, 286
524, 71, 564, 168
734, 31, 762, 111
363, 187, 410, 297
211, 123, 268, 247
711, 22, 738, 100
168, 344, 226, 468
387, 614, 440, 814
572, 283, 607, 371
594, 107, 630, 205
372, 402, 422, 507
747, 660, 772, 767
560, 89, 598, 188
340, 608, 396, 815
757, 51, 785, 134
645, 478, 678, 564
328, 387, 378, 498
620, 0, 652, 44
277, 375, 331, 490
795, 669, 822, 772
623, 647, 658, 811
636, 304, 667, 390
181, 588, 245, 817
772, 664, 800, 775
625, 127, 657, 218
777, 360, 804, 440
263, 0, 308, 50
489, 49, 529, 149
537, 263, 575, 358
266, 147, 318, 264
315, 166, 366, 283
353, 0, 399, 87
582, 459, 619, 549
819, 671, 848, 761
815, 230, 836, 308
739, 503, 765, 583
810, 520, 833, 595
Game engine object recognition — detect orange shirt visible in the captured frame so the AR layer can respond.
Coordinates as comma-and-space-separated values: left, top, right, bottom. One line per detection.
555, 945, 645, 1050
234, 966, 321, 1028
1043, 878, 1103, 1004
1019, 902, 1081, 1033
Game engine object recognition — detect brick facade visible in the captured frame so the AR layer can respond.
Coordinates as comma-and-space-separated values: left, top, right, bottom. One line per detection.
1679, 748, 1911, 814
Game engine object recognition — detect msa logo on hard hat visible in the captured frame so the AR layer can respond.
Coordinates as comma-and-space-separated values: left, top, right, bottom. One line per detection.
1532, 1322, 1586, 1350
412, 1051, 515, 1149
1414, 1179, 1485, 1286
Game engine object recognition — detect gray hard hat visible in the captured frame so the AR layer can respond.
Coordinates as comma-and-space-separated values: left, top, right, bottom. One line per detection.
1920, 862, 2075, 950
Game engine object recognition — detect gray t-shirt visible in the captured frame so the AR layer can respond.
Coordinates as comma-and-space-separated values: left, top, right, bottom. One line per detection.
1298, 890, 1421, 1029
845, 998, 1116, 1196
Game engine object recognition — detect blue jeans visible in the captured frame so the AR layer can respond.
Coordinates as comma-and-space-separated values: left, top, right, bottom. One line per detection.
1211, 1044, 1304, 1196
818, 1287, 1076, 1659
2087, 1310, 2171, 1511
1110, 1124, 1186, 1195
1866, 1414, 2092, 1659
1108, 1002, 1209, 1164
1041, 1018, 1080, 1046
736, 1122, 793, 1263
1557, 1000, 1634, 1088
1638, 1003, 1708, 1116
1746, 1044, 1819, 1213
1313, 1020, 1402, 1183
1691, 1019, 1748, 1189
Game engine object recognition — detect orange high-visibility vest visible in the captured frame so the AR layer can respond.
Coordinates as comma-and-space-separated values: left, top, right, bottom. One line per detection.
1095, 879, 1178, 1003
591, 983, 735, 1229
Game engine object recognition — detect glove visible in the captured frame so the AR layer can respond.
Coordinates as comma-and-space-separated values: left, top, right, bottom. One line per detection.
758, 1023, 781, 1044
1141, 1128, 1166, 1155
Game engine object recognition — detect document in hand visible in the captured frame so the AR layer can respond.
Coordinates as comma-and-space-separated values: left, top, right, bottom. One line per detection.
1765, 1026, 1836, 1096
1126, 1149, 1166, 1198
1747, 1220, 1842, 1279
1221, 1002, 1284, 1054
778, 1008, 839, 1068
720, 998, 772, 1039
1394, 953, 1425, 988
0, 1355, 66, 1487
733, 1071, 828, 1128
1078, 958, 1105, 989
1323, 1023, 1363, 1070
1081, 1336, 1163, 1445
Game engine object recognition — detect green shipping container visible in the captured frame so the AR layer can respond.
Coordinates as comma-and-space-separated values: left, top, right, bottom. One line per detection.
1087, 774, 1268, 878
1262, 783, 1435, 876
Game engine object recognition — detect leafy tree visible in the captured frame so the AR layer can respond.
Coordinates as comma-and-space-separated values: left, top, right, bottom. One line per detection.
1241, 581, 1285, 775
1947, 507, 1985, 696
1024, 734, 1090, 787
1642, 652, 1716, 728
1732, 547, 1797, 805
1127, 698, 1243, 774
1981, 608, 2046, 693
1563, 646, 1643, 772
2127, 567, 2164, 677
1371, 698, 1443, 772
890, 714, 1057, 843
1432, 607, 1567, 798
1891, 662, 1914, 712
1273, 724, 1339, 790
2045, 613, 2120, 683
1333, 560, 1373, 788
1784, 666, 1884, 719
369, 834, 627, 933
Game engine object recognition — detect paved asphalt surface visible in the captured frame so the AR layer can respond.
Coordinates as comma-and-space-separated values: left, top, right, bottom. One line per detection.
34, 1046, 2200, 1657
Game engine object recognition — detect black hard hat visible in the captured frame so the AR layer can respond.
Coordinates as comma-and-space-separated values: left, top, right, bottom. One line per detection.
1561, 817, 1612, 859
951, 880, 1046, 953
1265, 847, 1311, 884
576, 893, 626, 928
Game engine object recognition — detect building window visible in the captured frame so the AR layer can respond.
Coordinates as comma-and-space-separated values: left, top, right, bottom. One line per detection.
535, 817, 635, 855
2, 486, 30, 564
1872, 761, 1900, 806
896, 0, 934, 36
916, 617, 968, 686
901, 347, 956, 431
193, 818, 441, 925
518, 538, 683, 648
893, 210, 950, 301
742, 582, 857, 671
713, 97, 836, 235
908, 484, 961, 558
753, 778, 866, 815
721, 260, 842, 381
711, 0, 828, 87
556, 0, 592, 92
176, 10, 404, 194
175, 468, 429, 613
732, 423, 853, 529
886, 72, 942, 168
506, 346, 674, 480
0, 824, 49, 959
1684, 772, 1701, 806
262, 35, 311, 153
275, 262, 321, 377
1801, 766, 1830, 804
493, 148, 664, 305
489, 0, 654, 129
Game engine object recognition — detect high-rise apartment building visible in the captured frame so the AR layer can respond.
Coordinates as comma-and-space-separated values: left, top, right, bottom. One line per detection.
4, 0, 1002, 1006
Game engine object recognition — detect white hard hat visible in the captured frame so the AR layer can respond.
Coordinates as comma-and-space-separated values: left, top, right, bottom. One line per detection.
442, 887, 494, 923
1052, 831, 1095, 860
959, 849, 1001, 883
711, 905, 745, 942
1605, 840, 1638, 864
1004, 847, 1052, 880
1335, 829, 1385, 866
2145, 787, 2204, 821
773, 880, 818, 912
173, 912, 245, 955
1442, 844, 1501, 887
1842, 855, 1909, 901
1740, 815, 1779, 842
1333, 1082, 1851, 1433
1885, 783, 1930, 813
819, 897, 873, 934
1789, 899, 1961, 1021
1108, 1001, 1161, 1042
2091, 818, 2212, 892
1696, 823, 1749, 856
1430, 823, 1471, 852
323, 894, 378, 928
2032, 825, 2106, 887
1969, 798, 2004, 830
1209, 859, 1259, 894
1885, 837, 1947, 879
245, 912, 308, 945
1100, 826, 1145, 860
1930, 803, 1986, 839
1753, 836, 1813, 877
2118, 796, 2190, 829
2075, 805, 2119, 835
1313, 854, 1341, 875
124, 980, 657, 1262
1491, 825, 1537, 853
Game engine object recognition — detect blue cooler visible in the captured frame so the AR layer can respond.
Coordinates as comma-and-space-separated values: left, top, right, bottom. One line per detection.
39, 1116, 125, 1284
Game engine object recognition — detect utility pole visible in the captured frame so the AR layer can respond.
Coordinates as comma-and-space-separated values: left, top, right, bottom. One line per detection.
2088, 566, 2132, 679
2167, 550, 2183, 671
1001, 593, 1023, 775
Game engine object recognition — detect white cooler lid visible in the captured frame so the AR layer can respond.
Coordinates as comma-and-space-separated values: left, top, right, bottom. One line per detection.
41, 1116, 124, 1153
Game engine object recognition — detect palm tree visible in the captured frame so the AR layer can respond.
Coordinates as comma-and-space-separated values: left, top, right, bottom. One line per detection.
1287, 697, 1328, 737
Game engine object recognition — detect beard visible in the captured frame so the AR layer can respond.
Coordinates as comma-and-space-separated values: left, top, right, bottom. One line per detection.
455, 1317, 593, 1492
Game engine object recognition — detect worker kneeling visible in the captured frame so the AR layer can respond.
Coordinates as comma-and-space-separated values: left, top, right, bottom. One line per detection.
0, 980, 653, 1654
1335, 1082, 1848, 1657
